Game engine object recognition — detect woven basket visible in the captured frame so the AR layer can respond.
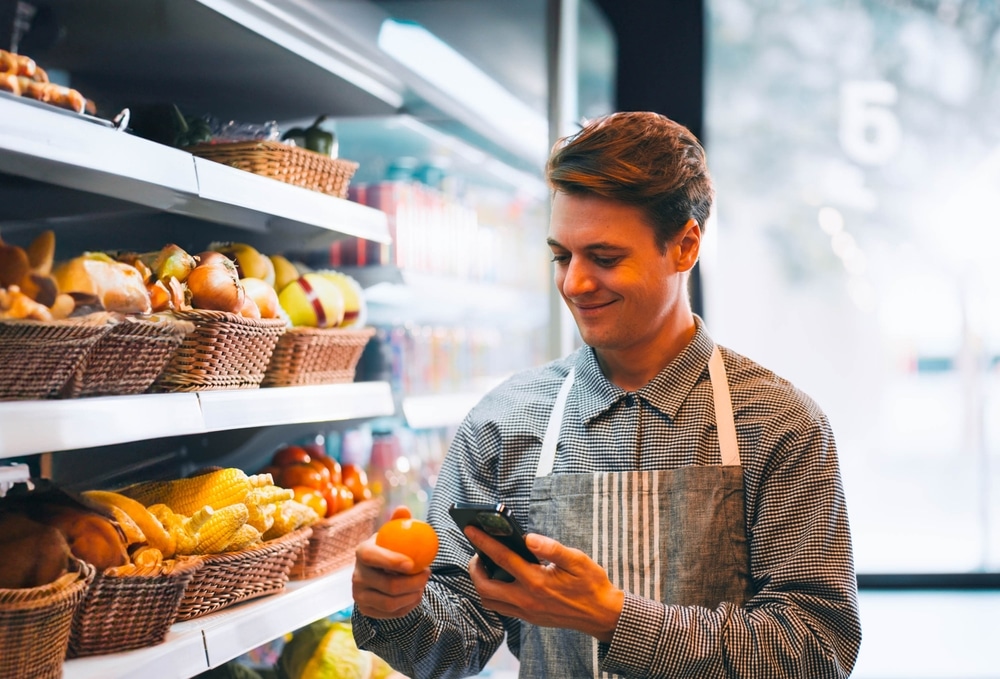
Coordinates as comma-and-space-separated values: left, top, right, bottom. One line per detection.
290, 497, 382, 580
0, 558, 94, 679
189, 141, 359, 198
62, 316, 195, 398
150, 309, 286, 392
261, 326, 375, 388
67, 558, 201, 658
0, 316, 114, 401
173, 527, 312, 622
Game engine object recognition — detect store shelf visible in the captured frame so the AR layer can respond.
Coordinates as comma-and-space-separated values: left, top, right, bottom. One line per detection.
402, 376, 508, 430
63, 567, 354, 679
346, 267, 548, 329
0, 383, 395, 460
0, 96, 390, 248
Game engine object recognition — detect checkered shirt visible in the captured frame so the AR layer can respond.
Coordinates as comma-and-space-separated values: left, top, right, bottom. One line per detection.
354, 318, 862, 678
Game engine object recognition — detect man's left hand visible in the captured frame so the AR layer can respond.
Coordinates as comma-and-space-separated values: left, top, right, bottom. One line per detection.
464, 527, 624, 643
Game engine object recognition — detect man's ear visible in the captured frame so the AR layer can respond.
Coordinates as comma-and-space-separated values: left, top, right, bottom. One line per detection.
674, 219, 701, 272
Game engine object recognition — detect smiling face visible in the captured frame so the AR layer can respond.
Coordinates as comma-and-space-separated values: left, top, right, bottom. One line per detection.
547, 191, 701, 385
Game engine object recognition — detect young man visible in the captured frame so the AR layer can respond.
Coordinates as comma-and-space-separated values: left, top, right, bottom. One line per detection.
351, 111, 862, 678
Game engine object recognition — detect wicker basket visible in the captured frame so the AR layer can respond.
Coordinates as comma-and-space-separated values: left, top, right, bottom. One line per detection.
0, 316, 114, 401
289, 497, 382, 580
150, 309, 286, 392
0, 558, 94, 679
189, 141, 359, 199
261, 326, 375, 388
173, 527, 312, 622
67, 558, 201, 658
61, 316, 195, 398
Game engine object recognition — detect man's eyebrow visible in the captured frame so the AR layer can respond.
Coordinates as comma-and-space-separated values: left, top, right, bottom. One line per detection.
545, 237, 627, 251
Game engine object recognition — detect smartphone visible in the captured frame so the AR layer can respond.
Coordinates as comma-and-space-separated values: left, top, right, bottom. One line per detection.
448, 501, 540, 582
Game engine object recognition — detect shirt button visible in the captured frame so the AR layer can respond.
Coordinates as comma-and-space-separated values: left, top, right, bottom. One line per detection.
624, 394, 635, 407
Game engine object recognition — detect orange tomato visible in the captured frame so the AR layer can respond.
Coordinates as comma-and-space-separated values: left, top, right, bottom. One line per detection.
272, 445, 311, 468
312, 454, 342, 486
307, 458, 332, 487
341, 463, 370, 502
277, 463, 325, 490
375, 518, 439, 574
291, 485, 328, 518
325, 483, 354, 515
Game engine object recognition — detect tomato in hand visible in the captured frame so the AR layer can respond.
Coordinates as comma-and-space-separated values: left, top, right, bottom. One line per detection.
375, 517, 439, 574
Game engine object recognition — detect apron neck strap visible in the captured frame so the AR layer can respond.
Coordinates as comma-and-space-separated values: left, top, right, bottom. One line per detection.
537, 367, 576, 478
709, 345, 740, 466
535, 345, 741, 478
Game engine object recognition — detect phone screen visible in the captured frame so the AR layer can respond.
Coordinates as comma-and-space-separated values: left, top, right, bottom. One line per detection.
448, 502, 539, 582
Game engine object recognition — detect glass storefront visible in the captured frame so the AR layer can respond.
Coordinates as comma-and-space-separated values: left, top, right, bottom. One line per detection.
705, 0, 1000, 573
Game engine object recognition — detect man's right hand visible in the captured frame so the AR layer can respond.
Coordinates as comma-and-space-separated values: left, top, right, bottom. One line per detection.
352, 506, 431, 619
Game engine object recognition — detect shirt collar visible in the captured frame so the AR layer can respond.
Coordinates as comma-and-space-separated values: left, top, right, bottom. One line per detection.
570, 316, 716, 424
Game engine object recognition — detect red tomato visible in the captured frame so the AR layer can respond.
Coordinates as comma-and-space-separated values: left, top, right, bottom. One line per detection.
311, 454, 342, 486
277, 463, 325, 490
272, 445, 311, 468
326, 483, 354, 515
341, 463, 370, 503
307, 458, 332, 487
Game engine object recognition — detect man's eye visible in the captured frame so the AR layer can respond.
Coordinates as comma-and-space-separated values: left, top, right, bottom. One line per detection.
550, 254, 569, 263
593, 256, 620, 267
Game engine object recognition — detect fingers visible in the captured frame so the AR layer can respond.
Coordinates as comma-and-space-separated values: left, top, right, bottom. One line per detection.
353, 536, 430, 619
464, 526, 540, 583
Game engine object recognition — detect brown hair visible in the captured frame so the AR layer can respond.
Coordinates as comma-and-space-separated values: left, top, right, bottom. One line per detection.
546, 111, 714, 250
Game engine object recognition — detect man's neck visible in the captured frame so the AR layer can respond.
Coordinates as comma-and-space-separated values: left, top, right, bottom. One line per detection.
595, 313, 698, 392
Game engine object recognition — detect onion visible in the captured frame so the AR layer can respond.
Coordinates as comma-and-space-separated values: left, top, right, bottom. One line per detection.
187, 252, 244, 313
239, 293, 261, 319
240, 277, 280, 319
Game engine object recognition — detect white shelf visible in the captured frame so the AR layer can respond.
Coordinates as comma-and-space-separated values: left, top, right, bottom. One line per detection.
0, 383, 395, 459
0, 96, 390, 245
401, 376, 508, 430
63, 568, 355, 679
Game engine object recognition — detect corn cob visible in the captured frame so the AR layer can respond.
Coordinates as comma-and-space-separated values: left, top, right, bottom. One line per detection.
148, 504, 197, 556
262, 499, 318, 541
190, 503, 249, 554
245, 484, 293, 533
222, 523, 263, 552
116, 469, 272, 517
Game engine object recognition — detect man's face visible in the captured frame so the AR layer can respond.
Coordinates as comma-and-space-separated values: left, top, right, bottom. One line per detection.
547, 192, 691, 354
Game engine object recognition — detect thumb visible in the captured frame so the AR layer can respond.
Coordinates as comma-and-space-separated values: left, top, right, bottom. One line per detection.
390, 505, 413, 520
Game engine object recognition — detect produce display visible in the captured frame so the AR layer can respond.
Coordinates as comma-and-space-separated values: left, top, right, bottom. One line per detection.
1, 229, 367, 327
279, 619, 404, 679
263, 445, 372, 520
0, 48, 90, 114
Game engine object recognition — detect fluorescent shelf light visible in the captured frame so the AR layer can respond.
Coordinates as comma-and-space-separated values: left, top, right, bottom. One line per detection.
378, 19, 548, 161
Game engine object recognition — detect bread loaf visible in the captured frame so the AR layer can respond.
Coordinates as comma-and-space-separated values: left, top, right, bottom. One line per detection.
53, 253, 152, 315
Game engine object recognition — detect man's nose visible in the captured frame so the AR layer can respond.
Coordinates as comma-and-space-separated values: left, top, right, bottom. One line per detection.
560, 259, 597, 297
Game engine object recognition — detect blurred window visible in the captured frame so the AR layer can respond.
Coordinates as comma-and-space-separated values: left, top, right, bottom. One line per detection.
705, 0, 1000, 573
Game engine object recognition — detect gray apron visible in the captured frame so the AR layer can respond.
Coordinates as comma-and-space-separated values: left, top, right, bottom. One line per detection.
519, 346, 752, 678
